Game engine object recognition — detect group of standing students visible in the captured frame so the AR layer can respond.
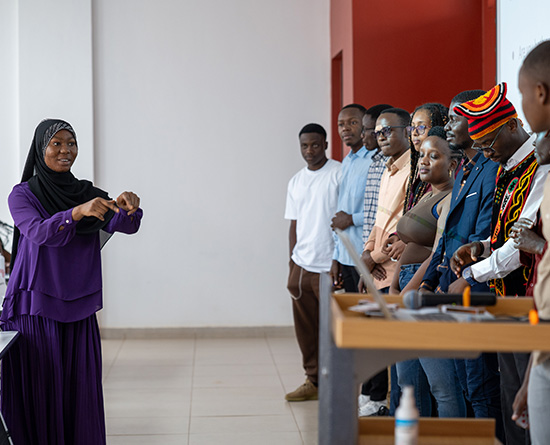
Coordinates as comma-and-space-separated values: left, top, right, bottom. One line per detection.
0, 119, 142, 444
284, 40, 550, 445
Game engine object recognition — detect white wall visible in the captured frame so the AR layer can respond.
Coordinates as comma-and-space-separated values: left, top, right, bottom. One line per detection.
0, 0, 328, 328
498, 0, 550, 131
17, 0, 95, 182
92, 0, 330, 327
0, 0, 95, 247
0, 1, 19, 228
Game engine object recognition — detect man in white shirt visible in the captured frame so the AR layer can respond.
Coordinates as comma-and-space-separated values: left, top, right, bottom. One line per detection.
450, 83, 550, 445
284, 123, 341, 401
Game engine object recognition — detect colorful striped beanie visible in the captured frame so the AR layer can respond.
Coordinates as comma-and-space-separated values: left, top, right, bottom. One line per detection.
453, 82, 518, 140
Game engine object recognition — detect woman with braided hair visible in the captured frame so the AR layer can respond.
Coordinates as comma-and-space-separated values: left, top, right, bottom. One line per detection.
380, 103, 450, 262
405, 102, 450, 211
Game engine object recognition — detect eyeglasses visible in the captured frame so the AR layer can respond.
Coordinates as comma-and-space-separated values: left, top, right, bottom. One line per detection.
471, 124, 505, 152
406, 125, 429, 136
373, 126, 407, 139
361, 126, 375, 136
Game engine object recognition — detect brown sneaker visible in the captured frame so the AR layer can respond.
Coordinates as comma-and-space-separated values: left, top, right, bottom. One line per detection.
285, 379, 318, 401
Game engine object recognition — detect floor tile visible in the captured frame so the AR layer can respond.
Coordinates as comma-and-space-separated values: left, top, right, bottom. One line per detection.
193, 339, 273, 366
104, 388, 192, 418
190, 414, 298, 434
266, 336, 301, 354
115, 339, 195, 366
102, 339, 123, 363
271, 351, 303, 365
193, 363, 278, 377
195, 338, 269, 349
188, 432, 304, 445
104, 365, 193, 389
289, 401, 319, 432
274, 362, 306, 376
193, 350, 274, 366
301, 430, 319, 445
106, 416, 189, 435
191, 387, 291, 417
192, 373, 284, 389
107, 435, 188, 444
100, 335, 319, 443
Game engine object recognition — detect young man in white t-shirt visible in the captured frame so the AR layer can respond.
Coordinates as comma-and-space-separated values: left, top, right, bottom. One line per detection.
284, 123, 341, 401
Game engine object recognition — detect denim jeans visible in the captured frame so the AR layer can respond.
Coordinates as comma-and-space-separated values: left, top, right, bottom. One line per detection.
397, 263, 466, 417
394, 264, 432, 416
455, 354, 504, 443
395, 359, 432, 416
420, 357, 466, 418
399, 263, 422, 291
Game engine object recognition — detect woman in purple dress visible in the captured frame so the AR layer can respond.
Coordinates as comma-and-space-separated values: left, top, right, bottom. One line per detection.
0, 119, 142, 444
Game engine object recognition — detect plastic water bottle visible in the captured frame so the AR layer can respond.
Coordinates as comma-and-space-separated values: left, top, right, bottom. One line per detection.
395, 385, 419, 445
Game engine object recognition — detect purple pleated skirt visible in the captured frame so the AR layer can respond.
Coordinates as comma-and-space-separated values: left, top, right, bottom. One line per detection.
1, 314, 105, 445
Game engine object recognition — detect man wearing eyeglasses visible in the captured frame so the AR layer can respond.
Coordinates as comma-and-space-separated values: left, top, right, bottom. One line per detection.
361, 104, 393, 247
360, 107, 411, 293
357, 103, 393, 417
448, 83, 550, 445
449, 84, 548, 298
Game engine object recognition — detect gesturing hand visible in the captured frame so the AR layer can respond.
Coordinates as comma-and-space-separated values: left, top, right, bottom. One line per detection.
450, 242, 483, 277
116, 191, 141, 215
72, 197, 119, 222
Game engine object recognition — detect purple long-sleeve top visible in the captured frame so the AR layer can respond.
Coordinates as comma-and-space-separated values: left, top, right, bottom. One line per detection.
0, 182, 142, 323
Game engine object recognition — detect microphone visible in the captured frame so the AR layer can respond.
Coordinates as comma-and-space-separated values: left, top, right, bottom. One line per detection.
403, 290, 496, 309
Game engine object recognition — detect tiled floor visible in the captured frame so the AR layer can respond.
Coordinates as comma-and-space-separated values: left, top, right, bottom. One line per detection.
102, 335, 318, 444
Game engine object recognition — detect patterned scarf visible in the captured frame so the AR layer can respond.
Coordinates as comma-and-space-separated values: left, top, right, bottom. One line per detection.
489, 152, 538, 296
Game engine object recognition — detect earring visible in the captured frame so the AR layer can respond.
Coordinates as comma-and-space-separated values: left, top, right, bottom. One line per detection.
448, 169, 453, 178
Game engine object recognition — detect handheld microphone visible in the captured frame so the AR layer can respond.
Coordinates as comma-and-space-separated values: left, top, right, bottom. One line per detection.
403, 290, 496, 309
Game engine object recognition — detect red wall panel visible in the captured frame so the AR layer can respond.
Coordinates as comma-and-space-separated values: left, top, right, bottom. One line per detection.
351, 0, 484, 112
331, 0, 496, 154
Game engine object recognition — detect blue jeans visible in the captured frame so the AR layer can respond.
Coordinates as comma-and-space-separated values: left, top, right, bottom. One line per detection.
461, 353, 504, 444
399, 263, 422, 291
420, 357, 466, 418
397, 263, 466, 418
395, 359, 432, 416
394, 264, 432, 416
455, 355, 501, 417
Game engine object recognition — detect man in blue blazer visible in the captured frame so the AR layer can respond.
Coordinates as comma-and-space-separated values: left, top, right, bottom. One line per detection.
421, 91, 498, 294
419, 90, 504, 444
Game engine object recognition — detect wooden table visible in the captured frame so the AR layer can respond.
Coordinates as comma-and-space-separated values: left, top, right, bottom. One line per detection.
318, 273, 548, 444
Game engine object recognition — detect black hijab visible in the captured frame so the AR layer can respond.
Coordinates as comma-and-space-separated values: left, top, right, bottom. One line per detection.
10, 119, 115, 270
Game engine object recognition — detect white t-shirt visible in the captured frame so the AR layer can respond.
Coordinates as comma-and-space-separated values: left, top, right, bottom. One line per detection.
284, 159, 342, 273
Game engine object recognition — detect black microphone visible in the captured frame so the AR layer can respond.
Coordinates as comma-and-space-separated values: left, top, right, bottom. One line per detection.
403, 290, 496, 309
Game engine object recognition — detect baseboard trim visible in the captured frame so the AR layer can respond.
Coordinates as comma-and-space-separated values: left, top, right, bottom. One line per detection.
100, 325, 295, 340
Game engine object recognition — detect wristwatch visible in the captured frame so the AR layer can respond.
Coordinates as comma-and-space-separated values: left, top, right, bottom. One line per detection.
462, 266, 478, 286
